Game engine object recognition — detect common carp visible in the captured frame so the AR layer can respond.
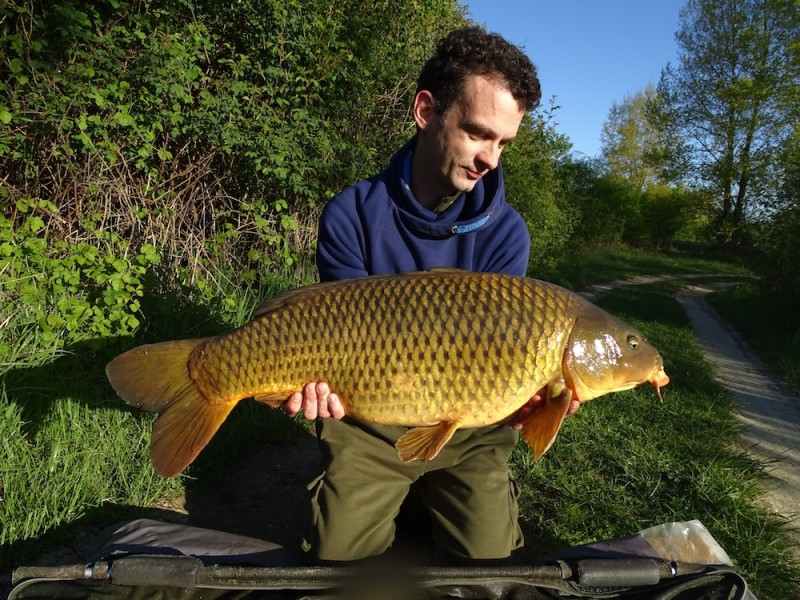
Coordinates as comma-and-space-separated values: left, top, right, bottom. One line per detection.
106, 269, 669, 477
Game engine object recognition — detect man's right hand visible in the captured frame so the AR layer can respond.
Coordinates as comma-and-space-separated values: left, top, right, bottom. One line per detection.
283, 381, 345, 420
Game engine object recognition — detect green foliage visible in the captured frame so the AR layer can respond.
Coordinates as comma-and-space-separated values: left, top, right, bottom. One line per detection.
638, 184, 716, 243
752, 127, 800, 295
0, 198, 159, 354
318, 0, 467, 183
555, 157, 718, 248
0, 0, 468, 296
656, 0, 800, 241
600, 84, 672, 189
578, 174, 642, 245
1, 0, 334, 201
502, 110, 574, 274
0, 0, 475, 356
766, 214, 800, 291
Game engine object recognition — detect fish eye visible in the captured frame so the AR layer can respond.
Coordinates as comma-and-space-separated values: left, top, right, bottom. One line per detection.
627, 335, 639, 350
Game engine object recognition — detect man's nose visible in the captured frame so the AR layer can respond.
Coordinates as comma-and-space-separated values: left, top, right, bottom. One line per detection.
477, 143, 502, 171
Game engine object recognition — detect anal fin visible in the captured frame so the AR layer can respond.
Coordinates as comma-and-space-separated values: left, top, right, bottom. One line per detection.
396, 421, 460, 462
253, 391, 293, 407
520, 383, 573, 461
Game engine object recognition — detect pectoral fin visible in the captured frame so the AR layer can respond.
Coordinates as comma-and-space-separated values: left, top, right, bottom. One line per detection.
396, 421, 460, 462
520, 384, 573, 461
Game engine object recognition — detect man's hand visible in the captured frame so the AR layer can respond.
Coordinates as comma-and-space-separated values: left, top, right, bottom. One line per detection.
283, 381, 345, 420
508, 391, 580, 430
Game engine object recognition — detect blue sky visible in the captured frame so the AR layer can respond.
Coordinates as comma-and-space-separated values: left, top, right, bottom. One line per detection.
466, 0, 685, 158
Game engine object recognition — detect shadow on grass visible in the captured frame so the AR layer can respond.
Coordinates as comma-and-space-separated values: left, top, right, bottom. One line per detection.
516, 520, 574, 560
181, 403, 320, 549
1, 420, 321, 591
1, 279, 322, 577
2, 274, 235, 436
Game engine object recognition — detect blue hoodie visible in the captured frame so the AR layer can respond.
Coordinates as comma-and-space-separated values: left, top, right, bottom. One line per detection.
316, 136, 530, 281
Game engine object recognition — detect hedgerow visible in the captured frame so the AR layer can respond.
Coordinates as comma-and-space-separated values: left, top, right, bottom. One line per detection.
0, 0, 469, 346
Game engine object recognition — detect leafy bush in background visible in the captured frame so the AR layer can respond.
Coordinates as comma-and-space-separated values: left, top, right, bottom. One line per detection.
502, 110, 575, 274
0, 0, 468, 346
555, 157, 716, 250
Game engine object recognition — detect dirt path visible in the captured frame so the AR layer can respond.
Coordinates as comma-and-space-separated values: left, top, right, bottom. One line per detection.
677, 283, 800, 556
584, 275, 800, 557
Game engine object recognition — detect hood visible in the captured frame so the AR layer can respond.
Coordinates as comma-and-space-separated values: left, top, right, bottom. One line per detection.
387, 137, 508, 239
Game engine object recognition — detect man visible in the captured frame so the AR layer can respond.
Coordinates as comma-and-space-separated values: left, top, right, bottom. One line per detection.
283, 26, 578, 564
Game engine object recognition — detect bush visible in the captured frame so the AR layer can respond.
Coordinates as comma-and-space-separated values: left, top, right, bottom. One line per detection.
502, 112, 574, 273
0, 0, 468, 298
0, 198, 159, 354
555, 157, 717, 249
754, 204, 800, 296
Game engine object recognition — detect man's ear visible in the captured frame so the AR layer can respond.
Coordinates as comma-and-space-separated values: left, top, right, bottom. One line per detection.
413, 90, 436, 131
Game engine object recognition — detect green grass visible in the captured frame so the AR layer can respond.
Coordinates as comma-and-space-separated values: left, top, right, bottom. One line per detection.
539, 245, 752, 290
709, 283, 800, 393
2, 247, 798, 598
0, 274, 304, 569
0, 347, 179, 562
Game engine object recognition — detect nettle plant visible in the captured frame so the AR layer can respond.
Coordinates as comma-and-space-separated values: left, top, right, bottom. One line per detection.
0, 198, 160, 350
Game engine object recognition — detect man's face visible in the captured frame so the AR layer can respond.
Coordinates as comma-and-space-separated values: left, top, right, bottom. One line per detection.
416, 74, 526, 200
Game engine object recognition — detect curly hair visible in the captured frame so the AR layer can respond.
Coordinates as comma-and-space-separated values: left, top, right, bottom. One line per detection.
416, 26, 541, 115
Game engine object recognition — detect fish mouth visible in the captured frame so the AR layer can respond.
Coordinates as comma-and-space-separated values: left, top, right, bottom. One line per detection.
650, 368, 670, 401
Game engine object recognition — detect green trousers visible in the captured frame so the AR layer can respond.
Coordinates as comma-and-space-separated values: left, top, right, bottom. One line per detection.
303, 417, 524, 563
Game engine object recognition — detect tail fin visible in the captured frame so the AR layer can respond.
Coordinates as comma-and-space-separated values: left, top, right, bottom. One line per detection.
106, 339, 237, 477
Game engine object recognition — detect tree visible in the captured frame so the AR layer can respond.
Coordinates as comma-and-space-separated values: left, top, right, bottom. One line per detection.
656, 0, 800, 243
600, 84, 669, 190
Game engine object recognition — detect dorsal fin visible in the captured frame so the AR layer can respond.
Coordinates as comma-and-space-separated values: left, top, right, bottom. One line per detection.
251, 279, 351, 319
425, 267, 466, 274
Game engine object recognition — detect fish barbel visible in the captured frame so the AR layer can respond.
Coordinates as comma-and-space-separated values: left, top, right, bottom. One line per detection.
106, 269, 669, 477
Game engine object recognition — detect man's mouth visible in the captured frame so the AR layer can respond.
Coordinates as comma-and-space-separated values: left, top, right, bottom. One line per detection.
465, 167, 483, 180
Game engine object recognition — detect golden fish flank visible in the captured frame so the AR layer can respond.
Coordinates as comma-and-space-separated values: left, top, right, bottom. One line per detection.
106, 269, 669, 477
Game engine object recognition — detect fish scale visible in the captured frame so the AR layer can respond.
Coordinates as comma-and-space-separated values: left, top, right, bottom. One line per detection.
188, 271, 573, 427
106, 269, 669, 477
